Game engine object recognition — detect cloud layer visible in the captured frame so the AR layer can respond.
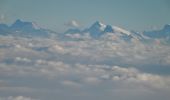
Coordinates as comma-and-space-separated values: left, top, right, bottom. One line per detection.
0, 35, 170, 100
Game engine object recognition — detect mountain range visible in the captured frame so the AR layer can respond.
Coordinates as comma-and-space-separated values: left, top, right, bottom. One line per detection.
0, 19, 56, 38
0, 19, 170, 43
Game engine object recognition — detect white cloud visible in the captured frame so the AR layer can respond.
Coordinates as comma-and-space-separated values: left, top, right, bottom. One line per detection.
15, 57, 31, 63
61, 80, 81, 87
0, 14, 5, 23
48, 44, 65, 54
83, 77, 101, 85
0, 35, 170, 99
0, 96, 38, 100
65, 33, 81, 39
110, 66, 170, 88
65, 20, 80, 27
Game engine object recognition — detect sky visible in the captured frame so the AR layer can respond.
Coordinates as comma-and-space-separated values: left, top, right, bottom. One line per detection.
0, 0, 170, 32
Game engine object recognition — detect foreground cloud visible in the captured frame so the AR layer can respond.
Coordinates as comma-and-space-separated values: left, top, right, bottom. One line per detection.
0, 96, 38, 100
0, 34, 170, 100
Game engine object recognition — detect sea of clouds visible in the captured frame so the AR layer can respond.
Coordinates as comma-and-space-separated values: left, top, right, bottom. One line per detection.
0, 35, 170, 100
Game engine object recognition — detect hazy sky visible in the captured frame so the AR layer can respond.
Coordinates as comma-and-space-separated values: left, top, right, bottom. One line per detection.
0, 0, 170, 32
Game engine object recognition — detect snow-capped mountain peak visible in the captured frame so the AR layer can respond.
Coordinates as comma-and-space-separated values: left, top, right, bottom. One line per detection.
143, 23, 170, 41
104, 25, 114, 33
163, 24, 170, 31
1, 19, 169, 43
10, 19, 40, 30
0, 19, 56, 38
90, 21, 131, 36
65, 21, 133, 39
82, 21, 106, 38
31, 22, 41, 30
112, 26, 131, 36
90, 21, 106, 31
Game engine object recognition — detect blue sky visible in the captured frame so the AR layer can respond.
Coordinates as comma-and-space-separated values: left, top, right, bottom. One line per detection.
0, 0, 170, 32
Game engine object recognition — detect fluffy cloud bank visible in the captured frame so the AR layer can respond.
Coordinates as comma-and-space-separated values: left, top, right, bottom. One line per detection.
0, 35, 170, 100
0, 96, 38, 100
